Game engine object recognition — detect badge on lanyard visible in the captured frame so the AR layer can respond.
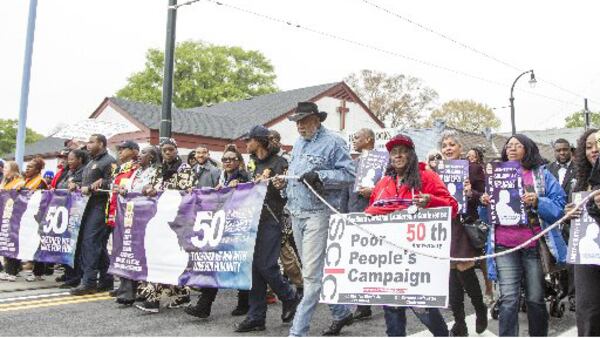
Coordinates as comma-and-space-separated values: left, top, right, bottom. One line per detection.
407, 187, 418, 215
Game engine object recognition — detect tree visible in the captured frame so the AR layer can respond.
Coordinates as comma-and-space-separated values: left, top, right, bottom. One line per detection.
345, 69, 438, 128
564, 110, 600, 128
423, 99, 501, 132
117, 40, 278, 108
0, 119, 44, 156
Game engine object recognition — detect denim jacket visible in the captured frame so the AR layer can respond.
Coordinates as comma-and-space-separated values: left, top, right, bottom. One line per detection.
285, 126, 355, 217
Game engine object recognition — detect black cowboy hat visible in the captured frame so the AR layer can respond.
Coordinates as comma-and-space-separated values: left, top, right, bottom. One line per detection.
287, 102, 328, 122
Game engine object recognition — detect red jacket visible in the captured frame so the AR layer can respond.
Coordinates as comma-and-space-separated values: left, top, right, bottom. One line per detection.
106, 162, 138, 227
365, 163, 459, 217
50, 166, 64, 189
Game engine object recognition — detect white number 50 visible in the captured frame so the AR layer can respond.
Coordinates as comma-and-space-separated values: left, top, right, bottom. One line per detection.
43, 206, 69, 235
191, 209, 225, 248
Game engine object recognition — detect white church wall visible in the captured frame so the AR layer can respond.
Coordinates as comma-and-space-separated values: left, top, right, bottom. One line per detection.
269, 97, 383, 149
96, 105, 142, 132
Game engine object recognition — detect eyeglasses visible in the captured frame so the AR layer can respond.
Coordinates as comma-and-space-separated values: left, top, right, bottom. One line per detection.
221, 157, 239, 163
428, 154, 442, 161
504, 143, 524, 150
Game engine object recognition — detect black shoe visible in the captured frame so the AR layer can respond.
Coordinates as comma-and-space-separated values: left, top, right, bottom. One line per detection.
450, 321, 468, 337
135, 300, 160, 313
70, 284, 97, 296
234, 318, 266, 333
352, 306, 372, 321
569, 297, 576, 312
475, 306, 488, 334
231, 291, 249, 316
231, 305, 249, 316
59, 281, 79, 289
322, 314, 353, 336
281, 295, 301, 323
98, 283, 115, 293
167, 294, 191, 309
116, 298, 135, 306
185, 297, 212, 318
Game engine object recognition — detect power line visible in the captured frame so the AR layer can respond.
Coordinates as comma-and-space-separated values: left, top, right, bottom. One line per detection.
198, 0, 580, 108
361, 0, 522, 72
361, 0, 600, 104
169, 0, 201, 9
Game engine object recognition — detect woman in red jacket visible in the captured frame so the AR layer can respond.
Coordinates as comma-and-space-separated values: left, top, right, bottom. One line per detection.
365, 134, 458, 337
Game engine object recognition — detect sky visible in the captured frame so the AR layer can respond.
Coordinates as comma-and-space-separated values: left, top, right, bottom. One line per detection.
2, 0, 599, 136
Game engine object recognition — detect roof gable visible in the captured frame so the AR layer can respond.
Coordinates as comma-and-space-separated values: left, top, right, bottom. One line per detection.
103, 82, 382, 140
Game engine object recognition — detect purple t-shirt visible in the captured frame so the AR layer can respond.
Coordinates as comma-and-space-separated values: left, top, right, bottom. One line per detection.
495, 170, 541, 248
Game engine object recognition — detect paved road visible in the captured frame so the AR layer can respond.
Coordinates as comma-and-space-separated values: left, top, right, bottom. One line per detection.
0, 271, 578, 336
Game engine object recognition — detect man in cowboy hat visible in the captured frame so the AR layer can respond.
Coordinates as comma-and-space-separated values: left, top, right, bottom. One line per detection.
273, 101, 356, 336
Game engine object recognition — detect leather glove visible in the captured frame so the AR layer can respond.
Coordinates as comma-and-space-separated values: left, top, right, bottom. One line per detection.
299, 171, 325, 196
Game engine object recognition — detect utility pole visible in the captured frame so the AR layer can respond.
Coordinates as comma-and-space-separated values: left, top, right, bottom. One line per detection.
584, 98, 590, 131
15, 0, 38, 169
160, 0, 177, 142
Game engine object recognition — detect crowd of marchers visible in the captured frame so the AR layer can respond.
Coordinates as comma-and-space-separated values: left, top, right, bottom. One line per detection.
1, 101, 600, 337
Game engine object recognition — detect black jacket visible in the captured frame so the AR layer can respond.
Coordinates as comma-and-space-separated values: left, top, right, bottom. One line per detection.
82, 150, 116, 203
247, 150, 288, 224
547, 161, 576, 200
55, 165, 84, 190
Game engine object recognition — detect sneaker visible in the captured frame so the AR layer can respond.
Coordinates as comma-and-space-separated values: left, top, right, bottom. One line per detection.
5, 274, 17, 282
25, 274, 44, 282
135, 300, 160, 313
167, 294, 191, 309
0, 272, 10, 280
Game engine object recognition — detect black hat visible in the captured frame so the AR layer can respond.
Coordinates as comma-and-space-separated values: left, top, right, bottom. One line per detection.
117, 140, 140, 151
288, 102, 328, 122
242, 125, 271, 141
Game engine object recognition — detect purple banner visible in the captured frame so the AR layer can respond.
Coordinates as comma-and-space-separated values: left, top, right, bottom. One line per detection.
34, 190, 87, 267
0, 190, 87, 267
109, 182, 268, 290
485, 161, 526, 226
438, 160, 469, 214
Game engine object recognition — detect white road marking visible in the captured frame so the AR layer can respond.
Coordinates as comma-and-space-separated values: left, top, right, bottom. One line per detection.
0, 291, 70, 303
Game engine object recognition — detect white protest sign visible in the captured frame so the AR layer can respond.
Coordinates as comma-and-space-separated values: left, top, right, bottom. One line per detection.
320, 207, 451, 308
568, 191, 600, 265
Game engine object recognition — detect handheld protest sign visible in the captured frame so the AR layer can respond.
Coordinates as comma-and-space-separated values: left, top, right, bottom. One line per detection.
354, 150, 389, 192
320, 207, 452, 308
485, 161, 526, 226
568, 191, 600, 265
438, 160, 469, 214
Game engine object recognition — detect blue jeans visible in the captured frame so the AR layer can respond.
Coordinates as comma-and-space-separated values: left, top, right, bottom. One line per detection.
495, 246, 548, 336
289, 213, 351, 336
383, 306, 448, 336
247, 218, 295, 323
80, 201, 112, 287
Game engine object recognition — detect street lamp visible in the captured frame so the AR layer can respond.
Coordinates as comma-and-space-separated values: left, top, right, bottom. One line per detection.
509, 69, 537, 135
